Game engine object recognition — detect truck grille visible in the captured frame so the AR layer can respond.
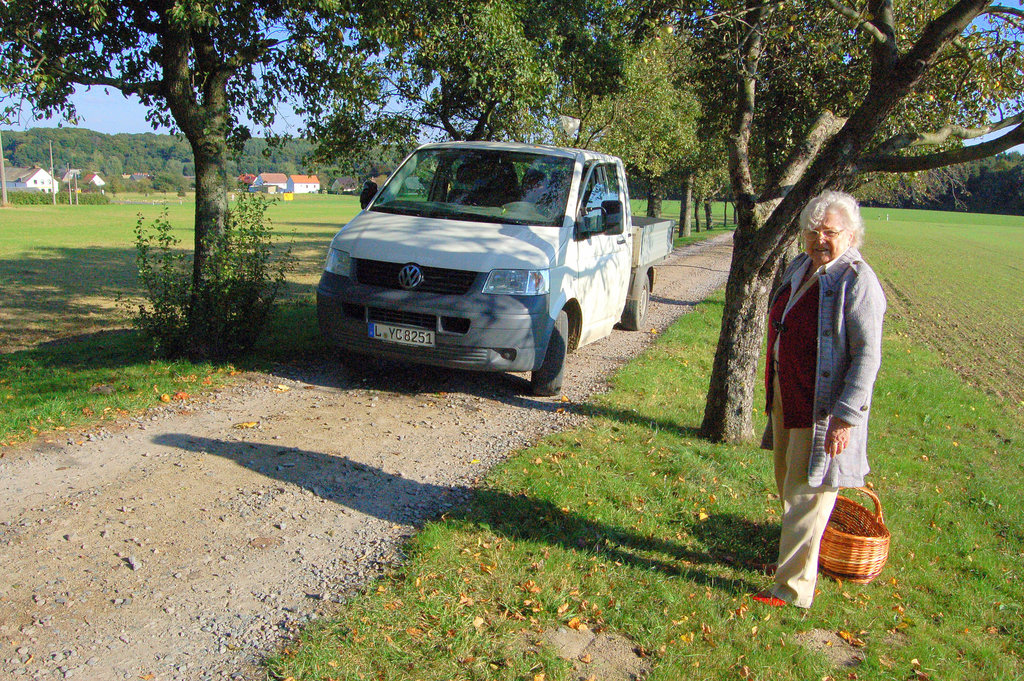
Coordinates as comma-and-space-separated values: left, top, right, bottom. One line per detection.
355, 259, 478, 295
367, 307, 436, 330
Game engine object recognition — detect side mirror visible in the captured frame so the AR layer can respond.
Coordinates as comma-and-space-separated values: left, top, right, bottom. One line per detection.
359, 180, 378, 209
602, 199, 623, 233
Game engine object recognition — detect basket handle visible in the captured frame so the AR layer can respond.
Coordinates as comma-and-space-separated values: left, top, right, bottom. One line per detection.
849, 486, 884, 525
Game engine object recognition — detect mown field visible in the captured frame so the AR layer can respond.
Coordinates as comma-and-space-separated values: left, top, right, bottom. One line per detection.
0, 194, 358, 352
861, 207, 1024, 412
0, 195, 728, 446
266, 209, 1024, 680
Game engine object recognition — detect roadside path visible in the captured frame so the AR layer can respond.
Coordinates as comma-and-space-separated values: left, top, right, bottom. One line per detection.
0, 232, 733, 681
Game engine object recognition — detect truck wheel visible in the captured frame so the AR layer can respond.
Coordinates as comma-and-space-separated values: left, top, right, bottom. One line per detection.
531, 310, 568, 396
621, 274, 650, 331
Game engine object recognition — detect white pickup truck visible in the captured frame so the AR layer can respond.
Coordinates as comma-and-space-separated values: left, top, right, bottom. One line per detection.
316, 141, 674, 395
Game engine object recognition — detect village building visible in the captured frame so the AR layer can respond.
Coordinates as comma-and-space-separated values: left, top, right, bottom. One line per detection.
330, 176, 359, 193
3, 167, 57, 193
287, 174, 320, 194
249, 172, 289, 193
82, 172, 106, 188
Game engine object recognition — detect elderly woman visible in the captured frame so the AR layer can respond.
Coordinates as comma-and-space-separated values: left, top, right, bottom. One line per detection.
754, 190, 886, 609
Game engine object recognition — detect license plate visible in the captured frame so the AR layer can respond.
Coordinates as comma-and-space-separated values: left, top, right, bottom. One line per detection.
368, 322, 435, 347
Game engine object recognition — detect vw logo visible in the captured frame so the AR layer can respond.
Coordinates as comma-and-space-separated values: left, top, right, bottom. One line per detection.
397, 264, 424, 290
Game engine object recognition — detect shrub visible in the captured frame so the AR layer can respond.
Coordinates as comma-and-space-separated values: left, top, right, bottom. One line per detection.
6, 191, 110, 205
128, 192, 292, 359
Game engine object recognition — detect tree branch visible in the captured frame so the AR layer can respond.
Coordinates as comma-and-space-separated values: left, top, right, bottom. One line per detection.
728, 0, 766, 214
868, 0, 898, 80
872, 112, 1024, 155
985, 5, 1024, 22
825, 0, 889, 43
757, 110, 847, 214
858, 120, 1024, 173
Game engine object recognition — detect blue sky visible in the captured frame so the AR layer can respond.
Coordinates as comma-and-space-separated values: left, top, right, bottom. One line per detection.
11, 86, 172, 135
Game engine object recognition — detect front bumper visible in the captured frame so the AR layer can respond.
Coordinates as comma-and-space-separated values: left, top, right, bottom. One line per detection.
316, 271, 553, 373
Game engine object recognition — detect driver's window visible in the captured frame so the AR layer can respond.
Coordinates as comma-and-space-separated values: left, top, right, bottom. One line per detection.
579, 164, 620, 218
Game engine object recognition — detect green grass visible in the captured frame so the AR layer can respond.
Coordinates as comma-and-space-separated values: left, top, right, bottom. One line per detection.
0, 195, 724, 446
860, 207, 1024, 411
266, 212, 1024, 680
0, 194, 358, 351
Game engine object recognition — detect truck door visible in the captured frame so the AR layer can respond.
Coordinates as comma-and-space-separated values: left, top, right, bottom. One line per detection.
574, 162, 632, 344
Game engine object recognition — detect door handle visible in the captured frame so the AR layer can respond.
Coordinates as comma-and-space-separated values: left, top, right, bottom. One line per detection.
616, 238, 627, 245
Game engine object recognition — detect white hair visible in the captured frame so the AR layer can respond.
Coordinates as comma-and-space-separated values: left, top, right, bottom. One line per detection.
799, 190, 864, 248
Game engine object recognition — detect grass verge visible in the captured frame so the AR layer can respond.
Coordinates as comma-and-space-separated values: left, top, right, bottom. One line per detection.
266, 291, 1023, 680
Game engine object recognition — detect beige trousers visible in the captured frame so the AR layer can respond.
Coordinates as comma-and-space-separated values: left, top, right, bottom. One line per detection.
770, 375, 838, 608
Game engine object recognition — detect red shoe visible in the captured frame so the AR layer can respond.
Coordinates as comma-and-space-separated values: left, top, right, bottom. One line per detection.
752, 590, 788, 607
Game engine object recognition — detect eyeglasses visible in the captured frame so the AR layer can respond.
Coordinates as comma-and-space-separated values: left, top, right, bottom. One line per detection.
802, 228, 844, 240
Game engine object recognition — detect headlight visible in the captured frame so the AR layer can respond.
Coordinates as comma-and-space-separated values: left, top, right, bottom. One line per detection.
324, 248, 352, 277
482, 269, 549, 296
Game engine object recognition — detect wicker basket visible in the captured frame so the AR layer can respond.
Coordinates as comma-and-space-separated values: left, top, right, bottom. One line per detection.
819, 486, 890, 584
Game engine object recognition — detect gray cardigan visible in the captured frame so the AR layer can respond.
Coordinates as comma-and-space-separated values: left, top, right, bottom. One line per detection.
765, 248, 887, 488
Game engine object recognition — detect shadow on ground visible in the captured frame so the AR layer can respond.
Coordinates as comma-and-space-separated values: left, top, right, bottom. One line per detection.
153, 433, 767, 597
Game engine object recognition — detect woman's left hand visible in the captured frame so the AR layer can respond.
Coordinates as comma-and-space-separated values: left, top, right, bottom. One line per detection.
826, 417, 853, 457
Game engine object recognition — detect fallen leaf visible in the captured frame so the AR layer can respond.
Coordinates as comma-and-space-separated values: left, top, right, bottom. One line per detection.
173, 390, 189, 400
274, 384, 291, 393
233, 421, 259, 429
159, 394, 171, 403
579, 653, 593, 663
567, 617, 584, 630
140, 675, 156, 681
406, 627, 423, 638
472, 616, 485, 629
838, 630, 866, 647
533, 674, 546, 681
698, 511, 709, 521
557, 603, 570, 615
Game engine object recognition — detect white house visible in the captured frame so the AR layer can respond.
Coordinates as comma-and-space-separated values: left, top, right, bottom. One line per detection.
4, 167, 56, 193
82, 172, 106, 188
249, 172, 289, 193
287, 174, 320, 194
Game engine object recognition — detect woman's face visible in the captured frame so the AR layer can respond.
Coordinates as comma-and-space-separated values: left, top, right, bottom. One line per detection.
803, 210, 853, 269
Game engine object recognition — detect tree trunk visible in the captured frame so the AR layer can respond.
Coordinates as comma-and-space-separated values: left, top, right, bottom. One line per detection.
699, 221, 784, 442
679, 174, 693, 237
646, 181, 663, 218
161, 26, 232, 358
704, 200, 713, 230
693, 194, 702, 231
190, 134, 230, 290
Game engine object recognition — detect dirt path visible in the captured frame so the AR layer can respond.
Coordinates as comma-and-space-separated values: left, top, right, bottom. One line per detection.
0, 233, 734, 681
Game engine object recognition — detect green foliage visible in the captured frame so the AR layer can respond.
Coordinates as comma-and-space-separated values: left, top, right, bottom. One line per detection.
0, 127, 322, 180
129, 193, 291, 360
311, 0, 639, 154
5, 191, 110, 205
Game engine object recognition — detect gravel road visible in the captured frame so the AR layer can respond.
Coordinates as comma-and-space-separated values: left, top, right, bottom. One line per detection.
0, 232, 733, 681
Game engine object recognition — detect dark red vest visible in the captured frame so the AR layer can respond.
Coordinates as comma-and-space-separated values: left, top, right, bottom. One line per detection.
766, 280, 819, 428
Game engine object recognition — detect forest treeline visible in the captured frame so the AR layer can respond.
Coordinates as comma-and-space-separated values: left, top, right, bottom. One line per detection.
3, 126, 1022, 215
2, 127, 315, 177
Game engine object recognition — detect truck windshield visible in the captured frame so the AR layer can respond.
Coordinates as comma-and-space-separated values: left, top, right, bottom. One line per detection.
369, 148, 574, 227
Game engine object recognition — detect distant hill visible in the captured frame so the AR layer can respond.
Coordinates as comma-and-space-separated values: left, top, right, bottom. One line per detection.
1, 127, 318, 180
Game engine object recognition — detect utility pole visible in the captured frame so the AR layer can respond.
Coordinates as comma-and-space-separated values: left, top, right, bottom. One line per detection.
49, 141, 57, 205
0, 128, 9, 207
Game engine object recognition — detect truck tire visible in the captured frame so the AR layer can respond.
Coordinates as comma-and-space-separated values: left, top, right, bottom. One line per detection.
531, 310, 568, 396
621, 272, 650, 331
